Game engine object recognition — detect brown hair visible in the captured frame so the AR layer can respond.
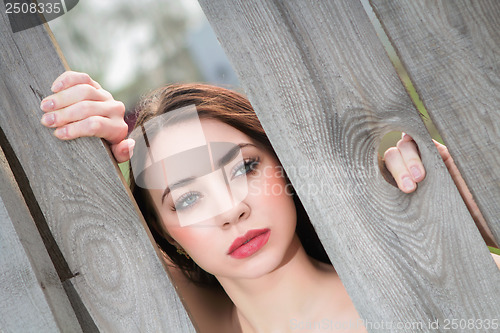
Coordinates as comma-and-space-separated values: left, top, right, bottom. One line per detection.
128, 83, 330, 288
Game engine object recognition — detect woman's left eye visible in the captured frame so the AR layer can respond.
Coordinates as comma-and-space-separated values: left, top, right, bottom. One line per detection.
232, 158, 259, 179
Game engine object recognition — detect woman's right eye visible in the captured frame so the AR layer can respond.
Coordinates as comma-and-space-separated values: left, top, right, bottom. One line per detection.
173, 191, 202, 211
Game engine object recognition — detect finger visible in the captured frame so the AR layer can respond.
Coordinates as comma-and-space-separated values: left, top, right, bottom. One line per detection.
51, 71, 101, 93
432, 139, 463, 186
384, 147, 417, 193
41, 100, 125, 128
110, 139, 135, 163
53, 116, 129, 145
41, 84, 111, 112
401, 132, 414, 142
432, 139, 452, 163
431, 140, 497, 247
396, 139, 426, 182
432, 139, 462, 182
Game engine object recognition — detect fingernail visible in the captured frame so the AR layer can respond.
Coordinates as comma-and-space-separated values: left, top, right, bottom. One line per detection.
52, 81, 63, 92
410, 166, 422, 180
41, 113, 55, 127
41, 99, 54, 111
402, 177, 415, 191
54, 127, 67, 138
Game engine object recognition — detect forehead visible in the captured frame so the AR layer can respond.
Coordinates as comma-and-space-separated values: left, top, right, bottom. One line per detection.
148, 118, 253, 160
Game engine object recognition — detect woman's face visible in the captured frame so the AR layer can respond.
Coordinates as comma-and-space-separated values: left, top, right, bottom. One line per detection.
146, 118, 298, 280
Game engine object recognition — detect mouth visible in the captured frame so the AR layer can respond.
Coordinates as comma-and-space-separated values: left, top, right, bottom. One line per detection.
227, 228, 271, 259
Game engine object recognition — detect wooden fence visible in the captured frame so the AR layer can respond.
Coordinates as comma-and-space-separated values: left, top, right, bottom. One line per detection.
1, 0, 499, 332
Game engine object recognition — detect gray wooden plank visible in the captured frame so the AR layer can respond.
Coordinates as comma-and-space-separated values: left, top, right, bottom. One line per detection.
199, 0, 500, 330
0, 145, 82, 333
0, 12, 195, 333
370, 0, 500, 244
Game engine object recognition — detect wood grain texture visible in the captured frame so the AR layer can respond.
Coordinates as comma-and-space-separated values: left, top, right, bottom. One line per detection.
199, 0, 500, 330
0, 12, 194, 333
0, 145, 82, 333
370, 0, 500, 243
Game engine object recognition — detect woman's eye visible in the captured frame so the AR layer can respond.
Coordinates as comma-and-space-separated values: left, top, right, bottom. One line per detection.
173, 192, 202, 211
232, 159, 259, 179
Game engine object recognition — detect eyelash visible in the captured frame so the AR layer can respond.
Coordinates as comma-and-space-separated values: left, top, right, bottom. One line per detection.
231, 157, 260, 179
170, 157, 260, 212
171, 191, 202, 212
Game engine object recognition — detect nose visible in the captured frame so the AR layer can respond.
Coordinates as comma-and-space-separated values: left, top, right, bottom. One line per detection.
217, 199, 250, 229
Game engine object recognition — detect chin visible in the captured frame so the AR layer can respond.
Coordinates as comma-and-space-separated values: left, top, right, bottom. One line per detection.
234, 242, 294, 280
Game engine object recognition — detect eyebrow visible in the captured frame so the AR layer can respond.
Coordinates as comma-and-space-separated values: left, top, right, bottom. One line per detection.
161, 176, 196, 204
215, 142, 255, 168
161, 142, 257, 203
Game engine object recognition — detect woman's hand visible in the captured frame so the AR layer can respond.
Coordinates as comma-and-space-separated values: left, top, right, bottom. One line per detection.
40, 71, 134, 163
383, 133, 498, 248
383, 132, 425, 193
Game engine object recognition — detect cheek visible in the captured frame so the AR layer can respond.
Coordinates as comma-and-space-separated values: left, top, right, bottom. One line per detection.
165, 225, 219, 258
250, 170, 296, 220
166, 226, 224, 274
165, 226, 198, 249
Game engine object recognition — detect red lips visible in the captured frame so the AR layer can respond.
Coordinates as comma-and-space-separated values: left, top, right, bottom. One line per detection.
227, 228, 271, 259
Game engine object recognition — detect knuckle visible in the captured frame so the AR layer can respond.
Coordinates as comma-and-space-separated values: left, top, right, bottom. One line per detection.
66, 70, 78, 78
81, 84, 96, 99
119, 122, 129, 136
58, 77, 67, 88
60, 125, 73, 140
112, 101, 126, 116
52, 112, 62, 127
57, 71, 69, 82
77, 100, 93, 117
80, 72, 92, 84
64, 73, 78, 85
113, 125, 129, 143
408, 157, 422, 166
87, 117, 102, 135
101, 89, 113, 100
60, 70, 76, 81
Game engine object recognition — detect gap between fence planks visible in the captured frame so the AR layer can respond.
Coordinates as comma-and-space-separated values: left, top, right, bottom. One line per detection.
0, 10, 196, 333
0, 145, 82, 333
370, 0, 500, 244
198, 0, 500, 330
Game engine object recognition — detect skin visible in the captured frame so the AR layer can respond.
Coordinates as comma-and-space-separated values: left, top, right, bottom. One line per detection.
145, 120, 299, 280
41, 71, 499, 332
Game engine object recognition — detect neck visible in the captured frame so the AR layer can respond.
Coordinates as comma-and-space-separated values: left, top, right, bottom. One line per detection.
217, 234, 341, 332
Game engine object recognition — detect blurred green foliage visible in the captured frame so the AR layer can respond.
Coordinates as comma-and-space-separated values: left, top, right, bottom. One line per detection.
49, 0, 445, 169
49, 0, 203, 112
